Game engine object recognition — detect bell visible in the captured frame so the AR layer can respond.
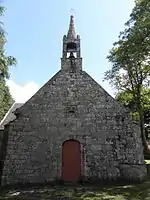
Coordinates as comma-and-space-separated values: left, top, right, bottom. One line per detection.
69, 52, 75, 58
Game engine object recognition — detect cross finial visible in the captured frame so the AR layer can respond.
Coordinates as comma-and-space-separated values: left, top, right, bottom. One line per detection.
70, 8, 75, 15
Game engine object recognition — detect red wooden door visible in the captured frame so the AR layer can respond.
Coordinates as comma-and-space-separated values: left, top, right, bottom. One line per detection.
62, 140, 81, 182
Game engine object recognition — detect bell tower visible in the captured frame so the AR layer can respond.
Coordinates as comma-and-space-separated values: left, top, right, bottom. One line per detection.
61, 15, 82, 72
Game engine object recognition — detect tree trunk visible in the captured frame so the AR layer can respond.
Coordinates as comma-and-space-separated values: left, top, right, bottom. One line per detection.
137, 97, 148, 151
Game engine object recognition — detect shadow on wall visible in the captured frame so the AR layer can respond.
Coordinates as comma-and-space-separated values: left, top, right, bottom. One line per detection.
0, 129, 4, 183
0, 126, 9, 186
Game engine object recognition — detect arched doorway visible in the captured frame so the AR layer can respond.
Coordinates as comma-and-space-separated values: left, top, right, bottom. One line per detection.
61, 140, 81, 182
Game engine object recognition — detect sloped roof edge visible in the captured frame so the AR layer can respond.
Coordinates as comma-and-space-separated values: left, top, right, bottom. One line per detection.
0, 103, 23, 130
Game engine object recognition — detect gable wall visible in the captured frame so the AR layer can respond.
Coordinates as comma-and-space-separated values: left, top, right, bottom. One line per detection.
1, 70, 146, 185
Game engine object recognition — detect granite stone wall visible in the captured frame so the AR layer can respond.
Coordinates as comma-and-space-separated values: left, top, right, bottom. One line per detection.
1, 60, 147, 185
0, 129, 4, 181
0, 129, 3, 155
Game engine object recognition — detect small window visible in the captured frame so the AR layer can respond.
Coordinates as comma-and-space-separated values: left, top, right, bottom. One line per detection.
65, 105, 77, 116
67, 106, 75, 113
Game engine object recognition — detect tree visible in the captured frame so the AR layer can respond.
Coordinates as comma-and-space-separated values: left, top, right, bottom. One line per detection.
115, 88, 150, 139
135, 0, 143, 5
104, 0, 150, 150
0, 5, 16, 121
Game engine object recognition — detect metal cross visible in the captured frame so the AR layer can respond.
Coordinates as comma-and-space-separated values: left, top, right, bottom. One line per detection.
70, 8, 76, 15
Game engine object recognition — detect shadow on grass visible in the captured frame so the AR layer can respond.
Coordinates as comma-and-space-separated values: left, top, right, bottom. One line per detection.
1, 181, 150, 200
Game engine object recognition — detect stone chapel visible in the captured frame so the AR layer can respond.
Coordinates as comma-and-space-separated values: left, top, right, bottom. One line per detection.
1, 16, 146, 186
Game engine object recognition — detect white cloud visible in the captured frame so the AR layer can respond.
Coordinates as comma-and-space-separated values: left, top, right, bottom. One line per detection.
6, 80, 40, 103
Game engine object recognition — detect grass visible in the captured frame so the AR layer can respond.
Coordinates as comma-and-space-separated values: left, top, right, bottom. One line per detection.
1, 181, 150, 200
0, 162, 150, 199
145, 160, 150, 164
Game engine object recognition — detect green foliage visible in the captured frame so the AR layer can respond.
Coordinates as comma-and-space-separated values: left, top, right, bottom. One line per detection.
116, 88, 150, 113
104, 0, 150, 149
104, 0, 150, 91
135, 0, 144, 5
0, 4, 16, 121
116, 88, 150, 138
0, 79, 14, 121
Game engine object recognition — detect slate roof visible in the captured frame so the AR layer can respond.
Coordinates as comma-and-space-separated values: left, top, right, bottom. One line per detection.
0, 103, 23, 130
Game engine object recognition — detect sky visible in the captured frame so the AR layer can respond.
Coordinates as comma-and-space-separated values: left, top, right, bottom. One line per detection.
3, 0, 135, 103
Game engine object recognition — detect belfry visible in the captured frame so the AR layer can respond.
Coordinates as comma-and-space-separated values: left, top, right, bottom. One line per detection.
61, 15, 82, 72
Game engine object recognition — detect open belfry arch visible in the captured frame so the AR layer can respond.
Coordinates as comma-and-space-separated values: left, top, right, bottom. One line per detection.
0, 15, 146, 186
